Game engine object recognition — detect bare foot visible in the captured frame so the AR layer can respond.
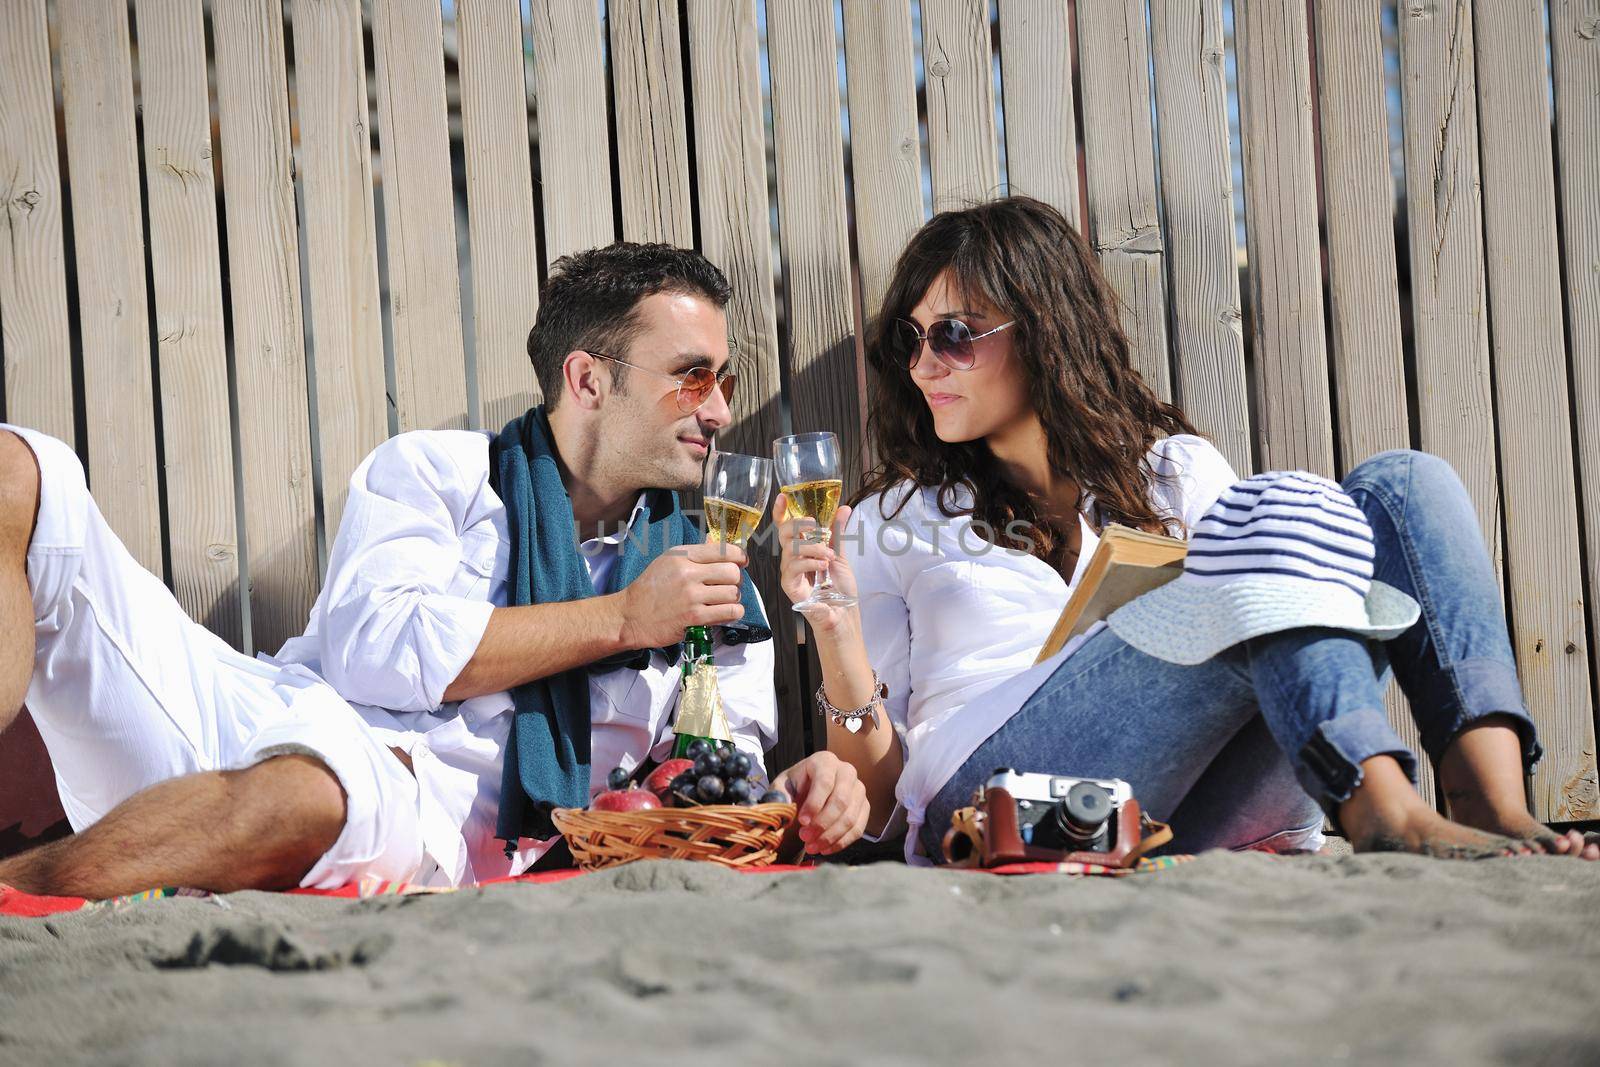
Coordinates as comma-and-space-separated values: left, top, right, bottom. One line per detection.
1340, 755, 1532, 859
1450, 807, 1600, 861
1351, 806, 1534, 860
1431, 715, 1600, 858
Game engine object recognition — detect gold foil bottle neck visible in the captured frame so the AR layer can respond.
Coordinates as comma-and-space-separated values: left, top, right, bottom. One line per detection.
675, 660, 734, 742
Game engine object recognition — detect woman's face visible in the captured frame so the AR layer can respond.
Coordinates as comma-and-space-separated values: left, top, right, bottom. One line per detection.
900, 269, 1034, 444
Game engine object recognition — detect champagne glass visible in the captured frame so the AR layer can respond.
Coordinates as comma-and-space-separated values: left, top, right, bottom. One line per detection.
773, 431, 856, 611
675, 450, 771, 758
702, 450, 773, 548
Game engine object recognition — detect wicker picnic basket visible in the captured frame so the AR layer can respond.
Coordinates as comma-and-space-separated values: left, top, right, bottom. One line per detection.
551, 802, 798, 871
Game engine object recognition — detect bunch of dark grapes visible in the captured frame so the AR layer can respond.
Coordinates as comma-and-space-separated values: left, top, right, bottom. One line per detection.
671, 739, 788, 808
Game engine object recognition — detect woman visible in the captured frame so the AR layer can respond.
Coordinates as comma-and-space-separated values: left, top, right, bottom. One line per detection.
775, 196, 1595, 862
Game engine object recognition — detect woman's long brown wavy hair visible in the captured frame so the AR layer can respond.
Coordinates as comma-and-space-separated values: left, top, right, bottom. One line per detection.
855, 196, 1199, 564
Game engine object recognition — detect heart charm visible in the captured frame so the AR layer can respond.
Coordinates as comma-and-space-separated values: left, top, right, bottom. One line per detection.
844, 716, 863, 734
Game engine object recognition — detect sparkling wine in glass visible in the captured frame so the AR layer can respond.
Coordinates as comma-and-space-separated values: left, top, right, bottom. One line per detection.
702, 451, 773, 548
773, 431, 856, 611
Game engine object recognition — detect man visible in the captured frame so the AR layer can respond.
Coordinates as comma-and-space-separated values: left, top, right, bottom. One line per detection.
0, 242, 866, 897
275, 242, 866, 883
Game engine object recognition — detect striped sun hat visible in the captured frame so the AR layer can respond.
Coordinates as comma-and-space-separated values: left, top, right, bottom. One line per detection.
1106, 470, 1420, 665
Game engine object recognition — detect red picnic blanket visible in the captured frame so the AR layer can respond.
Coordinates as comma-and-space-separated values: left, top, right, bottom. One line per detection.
0, 855, 1193, 918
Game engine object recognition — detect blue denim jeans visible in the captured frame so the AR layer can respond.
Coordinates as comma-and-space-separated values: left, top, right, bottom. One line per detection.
922, 450, 1543, 859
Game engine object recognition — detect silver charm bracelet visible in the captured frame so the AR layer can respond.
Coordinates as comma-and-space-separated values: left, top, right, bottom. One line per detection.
817, 672, 887, 734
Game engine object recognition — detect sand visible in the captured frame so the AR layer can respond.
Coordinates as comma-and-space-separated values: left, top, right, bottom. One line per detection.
2, 851, 1598, 1066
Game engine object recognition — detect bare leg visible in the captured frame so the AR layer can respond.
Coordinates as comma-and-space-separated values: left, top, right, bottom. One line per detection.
1437, 715, 1600, 860
0, 753, 347, 898
0, 430, 41, 735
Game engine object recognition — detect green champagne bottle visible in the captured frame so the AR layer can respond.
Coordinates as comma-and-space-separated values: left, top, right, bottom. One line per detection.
672, 624, 733, 757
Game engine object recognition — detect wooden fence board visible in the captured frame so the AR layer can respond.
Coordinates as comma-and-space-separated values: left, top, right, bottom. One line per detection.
996, 0, 1079, 227
55, 0, 162, 575
1551, 0, 1600, 821
920, 0, 1001, 210
371, 0, 469, 432
1074, 0, 1170, 399
212, 0, 318, 653
841, 0, 924, 322
1149, 0, 1249, 476
457, 0, 541, 432
1312, 1, 1432, 806
686, 0, 804, 774
768, 0, 864, 765
1397, 0, 1501, 573
0, 0, 74, 444
767, 0, 864, 481
1475, 0, 1596, 821
1234, 0, 1333, 477
290, 0, 389, 540
766, 0, 862, 469
133, 0, 242, 645
609, 0, 692, 246
1313, 0, 1408, 471
528, 0, 614, 263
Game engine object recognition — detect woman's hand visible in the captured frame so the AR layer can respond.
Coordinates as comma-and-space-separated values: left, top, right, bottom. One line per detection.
771, 751, 870, 855
773, 495, 858, 634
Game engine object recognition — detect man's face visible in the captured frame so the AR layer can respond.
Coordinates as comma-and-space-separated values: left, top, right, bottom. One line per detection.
594, 292, 734, 492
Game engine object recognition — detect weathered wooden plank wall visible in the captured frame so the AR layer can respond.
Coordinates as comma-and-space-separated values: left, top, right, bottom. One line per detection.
134, 0, 242, 646
1075, 0, 1170, 400
291, 0, 389, 541
2, 0, 1595, 820
371, 0, 469, 434
0, 0, 74, 446
212, 0, 319, 654
1311, 0, 1429, 807
1149, 0, 1249, 478
56, 0, 164, 576
1551, 0, 1600, 820
528, 0, 613, 263
1399, 0, 1502, 575
1235, 0, 1333, 478
457, 0, 543, 431
1474, 0, 1596, 820
684, 0, 805, 771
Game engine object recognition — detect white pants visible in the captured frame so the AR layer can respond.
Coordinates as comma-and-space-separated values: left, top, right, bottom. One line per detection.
8, 425, 425, 889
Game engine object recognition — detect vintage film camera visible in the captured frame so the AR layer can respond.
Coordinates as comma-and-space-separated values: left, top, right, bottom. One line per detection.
942, 767, 1169, 868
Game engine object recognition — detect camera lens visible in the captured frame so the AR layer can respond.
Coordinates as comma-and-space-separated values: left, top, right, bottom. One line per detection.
1029, 782, 1112, 853
1061, 781, 1110, 834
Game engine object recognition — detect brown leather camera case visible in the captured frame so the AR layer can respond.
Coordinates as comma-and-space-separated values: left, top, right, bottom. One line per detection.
976, 786, 1148, 868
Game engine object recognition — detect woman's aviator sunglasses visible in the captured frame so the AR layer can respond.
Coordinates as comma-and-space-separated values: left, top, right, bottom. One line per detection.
585, 351, 737, 413
890, 317, 1016, 371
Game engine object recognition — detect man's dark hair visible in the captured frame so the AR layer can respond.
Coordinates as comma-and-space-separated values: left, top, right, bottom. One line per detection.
527, 242, 733, 407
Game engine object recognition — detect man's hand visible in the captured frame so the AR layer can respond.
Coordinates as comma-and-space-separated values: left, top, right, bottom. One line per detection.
771, 751, 870, 856
616, 542, 748, 649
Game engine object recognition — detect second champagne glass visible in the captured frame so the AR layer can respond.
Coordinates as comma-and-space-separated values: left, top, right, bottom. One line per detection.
773, 431, 857, 611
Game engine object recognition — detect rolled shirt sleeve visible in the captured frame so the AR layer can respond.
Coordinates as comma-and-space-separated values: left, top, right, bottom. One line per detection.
1148, 434, 1241, 533
300, 432, 497, 712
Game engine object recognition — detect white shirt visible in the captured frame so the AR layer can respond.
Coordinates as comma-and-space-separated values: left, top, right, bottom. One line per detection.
842, 435, 1239, 859
273, 430, 777, 885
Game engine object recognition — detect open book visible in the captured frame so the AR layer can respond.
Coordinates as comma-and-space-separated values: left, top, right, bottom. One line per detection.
1033, 524, 1188, 664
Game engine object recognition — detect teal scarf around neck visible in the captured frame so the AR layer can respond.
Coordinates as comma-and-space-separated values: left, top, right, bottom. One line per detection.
489, 406, 770, 844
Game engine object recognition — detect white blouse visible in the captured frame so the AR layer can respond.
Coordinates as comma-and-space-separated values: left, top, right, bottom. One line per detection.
843, 435, 1239, 857
273, 429, 777, 885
